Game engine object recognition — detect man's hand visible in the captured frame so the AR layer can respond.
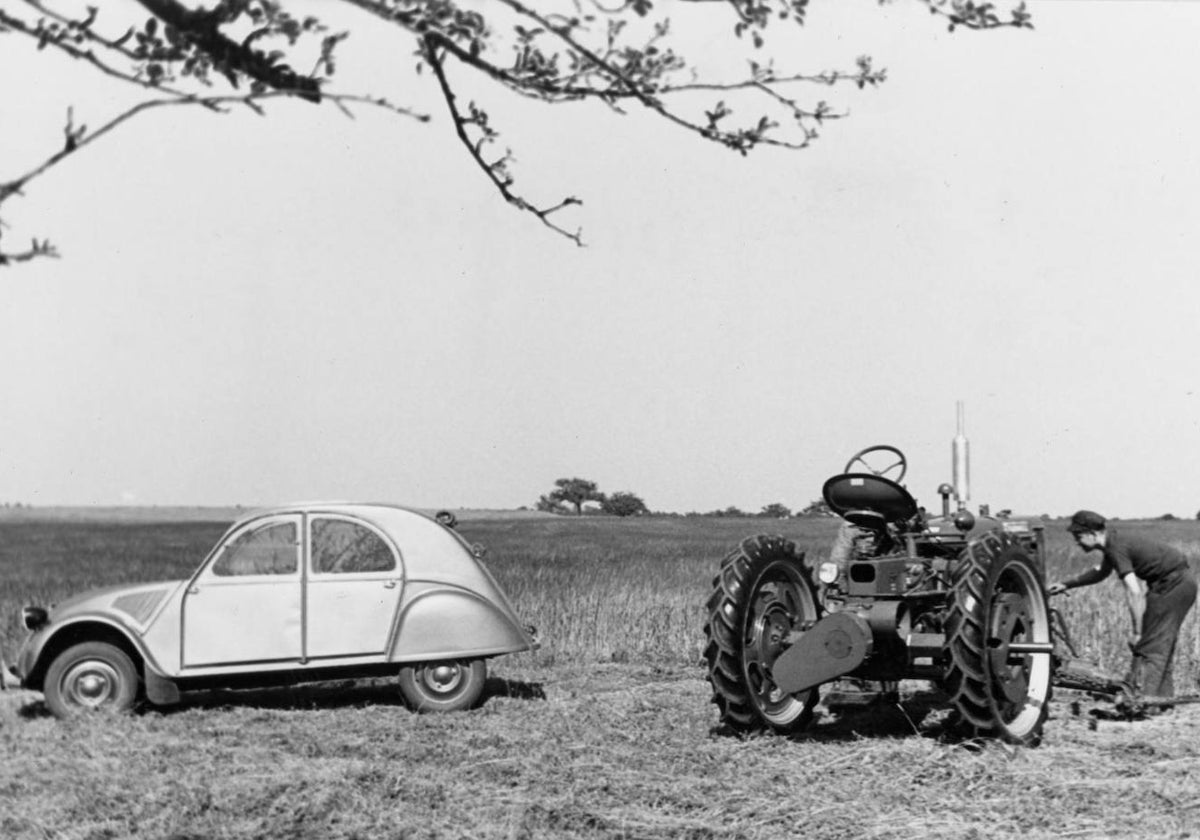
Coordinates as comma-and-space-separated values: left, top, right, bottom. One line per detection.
1047, 582, 1068, 597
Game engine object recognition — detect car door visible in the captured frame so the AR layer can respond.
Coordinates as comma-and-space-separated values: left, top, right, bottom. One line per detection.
304, 515, 403, 659
181, 515, 304, 668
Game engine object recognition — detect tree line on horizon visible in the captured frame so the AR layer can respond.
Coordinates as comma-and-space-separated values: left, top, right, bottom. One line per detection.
531, 479, 841, 519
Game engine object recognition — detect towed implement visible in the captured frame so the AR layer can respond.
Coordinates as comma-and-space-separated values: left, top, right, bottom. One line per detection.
1050, 603, 1200, 719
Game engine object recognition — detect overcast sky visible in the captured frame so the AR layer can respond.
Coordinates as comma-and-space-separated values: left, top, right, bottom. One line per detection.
2, 0, 1198, 518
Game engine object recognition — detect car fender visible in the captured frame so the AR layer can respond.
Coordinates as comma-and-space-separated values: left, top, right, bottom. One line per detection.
19, 614, 162, 692
390, 584, 533, 662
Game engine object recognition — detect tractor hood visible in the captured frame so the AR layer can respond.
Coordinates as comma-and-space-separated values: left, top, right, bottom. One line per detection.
923, 513, 1038, 542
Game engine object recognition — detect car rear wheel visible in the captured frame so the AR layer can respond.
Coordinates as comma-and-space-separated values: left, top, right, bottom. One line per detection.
397, 658, 487, 712
43, 642, 139, 719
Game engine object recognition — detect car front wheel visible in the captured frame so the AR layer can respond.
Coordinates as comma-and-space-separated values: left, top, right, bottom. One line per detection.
43, 642, 139, 719
397, 659, 487, 712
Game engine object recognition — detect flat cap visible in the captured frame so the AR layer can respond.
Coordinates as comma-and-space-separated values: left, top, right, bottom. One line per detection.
1067, 509, 1106, 533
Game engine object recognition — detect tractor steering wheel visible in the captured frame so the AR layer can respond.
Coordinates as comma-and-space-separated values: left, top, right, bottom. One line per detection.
844, 445, 907, 483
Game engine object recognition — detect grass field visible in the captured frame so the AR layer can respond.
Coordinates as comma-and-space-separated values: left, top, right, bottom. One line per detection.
3, 512, 1200, 839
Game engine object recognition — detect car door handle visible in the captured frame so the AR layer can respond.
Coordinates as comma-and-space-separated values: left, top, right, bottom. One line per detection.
187, 586, 200, 595
383, 580, 397, 589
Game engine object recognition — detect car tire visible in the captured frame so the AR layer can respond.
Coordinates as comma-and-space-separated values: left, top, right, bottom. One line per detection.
397, 659, 487, 712
43, 641, 140, 719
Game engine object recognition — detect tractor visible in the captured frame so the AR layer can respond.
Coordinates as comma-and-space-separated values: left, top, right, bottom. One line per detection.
703, 435, 1056, 745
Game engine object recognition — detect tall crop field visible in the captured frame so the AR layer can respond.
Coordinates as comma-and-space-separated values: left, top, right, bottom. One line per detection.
459, 515, 1200, 688
4, 514, 1200, 687
0, 519, 230, 660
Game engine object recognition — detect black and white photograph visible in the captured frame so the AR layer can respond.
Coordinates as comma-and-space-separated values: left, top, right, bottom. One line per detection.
3, 2, 1200, 838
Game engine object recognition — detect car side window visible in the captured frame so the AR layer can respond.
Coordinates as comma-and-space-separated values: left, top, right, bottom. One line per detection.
211, 522, 298, 577
312, 518, 396, 574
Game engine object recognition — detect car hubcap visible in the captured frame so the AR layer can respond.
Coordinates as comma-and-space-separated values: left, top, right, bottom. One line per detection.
62, 661, 120, 708
423, 663, 463, 695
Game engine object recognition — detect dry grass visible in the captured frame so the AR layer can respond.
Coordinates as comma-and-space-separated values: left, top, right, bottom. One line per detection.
3, 513, 1200, 839
4, 663, 1200, 839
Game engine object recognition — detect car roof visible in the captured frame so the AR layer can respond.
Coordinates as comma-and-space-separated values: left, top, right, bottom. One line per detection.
233, 502, 432, 521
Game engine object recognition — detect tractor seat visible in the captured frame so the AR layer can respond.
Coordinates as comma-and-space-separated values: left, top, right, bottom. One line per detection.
822, 473, 918, 527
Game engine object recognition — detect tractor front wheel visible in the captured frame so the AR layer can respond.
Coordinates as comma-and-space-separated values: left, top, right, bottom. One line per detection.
704, 536, 821, 734
944, 532, 1053, 745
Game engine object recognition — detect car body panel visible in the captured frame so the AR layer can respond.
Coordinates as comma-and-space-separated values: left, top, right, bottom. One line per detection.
183, 577, 304, 667
303, 511, 404, 659
12, 504, 536, 700
181, 512, 305, 667
392, 584, 533, 661
306, 576, 400, 659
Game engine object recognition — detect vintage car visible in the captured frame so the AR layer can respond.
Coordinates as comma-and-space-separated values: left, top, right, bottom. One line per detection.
10, 503, 538, 718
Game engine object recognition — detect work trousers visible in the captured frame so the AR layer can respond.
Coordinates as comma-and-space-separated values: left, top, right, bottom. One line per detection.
1127, 570, 1198, 697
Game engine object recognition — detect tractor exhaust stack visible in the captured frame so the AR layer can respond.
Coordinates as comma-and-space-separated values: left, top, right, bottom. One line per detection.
952, 400, 970, 509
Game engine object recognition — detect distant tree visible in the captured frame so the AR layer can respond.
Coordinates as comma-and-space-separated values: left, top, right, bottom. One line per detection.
759, 503, 792, 519
535, 494, 567, 515
544, 477, 604, 516
601, 492, 649, 518
1160, 513, 1178, 521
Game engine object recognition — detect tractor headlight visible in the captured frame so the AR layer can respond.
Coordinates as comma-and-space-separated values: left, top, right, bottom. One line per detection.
818, 561, 840, 585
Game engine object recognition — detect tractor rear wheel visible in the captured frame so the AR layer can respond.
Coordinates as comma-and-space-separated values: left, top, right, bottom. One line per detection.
703, 536, 820, 734
944, 531, 1053, 745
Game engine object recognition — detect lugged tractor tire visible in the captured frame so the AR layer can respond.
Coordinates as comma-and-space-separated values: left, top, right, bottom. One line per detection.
703, 535, 820, 734
943, 531, 1053, 745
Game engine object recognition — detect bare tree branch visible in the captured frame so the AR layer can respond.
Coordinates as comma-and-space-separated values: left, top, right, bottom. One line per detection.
423, 34, 583, 246
132, 0, 323, 101
0, 0, 1032, 265
0, 237, 59, 266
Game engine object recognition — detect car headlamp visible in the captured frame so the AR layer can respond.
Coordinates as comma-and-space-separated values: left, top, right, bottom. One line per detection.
818, 561, 840, 585
22, 605, 48, 631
